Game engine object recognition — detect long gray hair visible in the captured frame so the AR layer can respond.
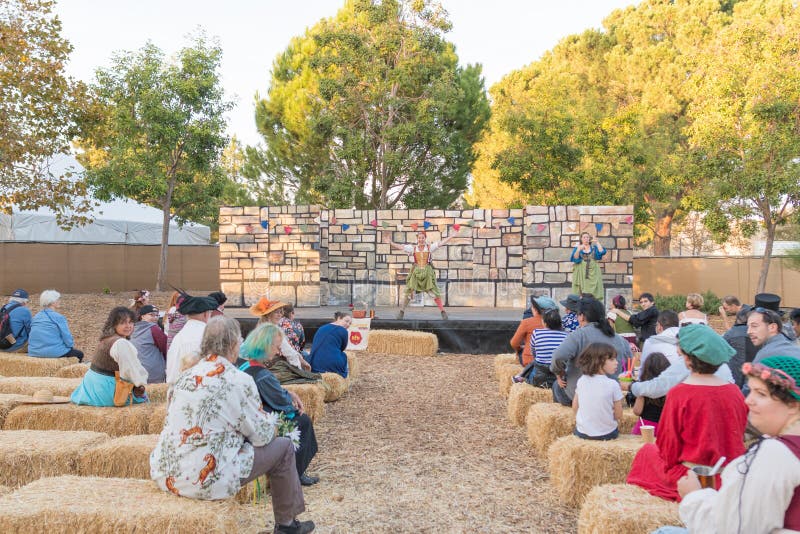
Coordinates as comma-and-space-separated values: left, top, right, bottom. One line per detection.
199, 316, 241, 359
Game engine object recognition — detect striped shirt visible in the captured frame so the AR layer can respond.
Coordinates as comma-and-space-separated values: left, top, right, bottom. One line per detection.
530, 329, 568, 365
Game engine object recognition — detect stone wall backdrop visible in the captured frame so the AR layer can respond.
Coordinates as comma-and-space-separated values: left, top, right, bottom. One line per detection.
219, 205, 633, 308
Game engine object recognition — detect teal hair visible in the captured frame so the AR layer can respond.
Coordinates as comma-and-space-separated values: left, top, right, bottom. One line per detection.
240, 322, 283, 362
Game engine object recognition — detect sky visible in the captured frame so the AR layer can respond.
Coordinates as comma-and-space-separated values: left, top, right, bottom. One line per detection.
54, 0, 635, 147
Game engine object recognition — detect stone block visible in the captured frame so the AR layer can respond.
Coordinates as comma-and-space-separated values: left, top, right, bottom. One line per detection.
487, 239, 501, 247
445, 210, 462, 218
508, 246, 523, 256
269, 251, 285, 263
353, 243, 373, 252
232, 216, 259, 225
555, 206, 567, 221
526, 237, 550, 248
618, 249, 633, 263
526, 214, 550, 223
544, 248, 571, 262
496, 248, 507, 268
334, 209, 354, 219
409, 209, 425, 219
220, 206, 243, 216
502, 233, 522, 246
447, 282, 495, 307
496, 282, 527, 307
526, 249, 543, 261
326, 283, 351, 306
544, 273, 567, 284
425, 209, 444, 217
508, 256, 524, 268
219, 244, 238, 252
525, 206, 548, 215
492, 209, 509, 218
537, 262, 559, 273
220, 282, 243, 307
559, 262, 574, 272
604, 262, 629, 274
218, 224, 235, 234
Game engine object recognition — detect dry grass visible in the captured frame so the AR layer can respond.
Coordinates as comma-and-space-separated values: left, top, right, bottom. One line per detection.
0, 475, 261, 533
507, 383, 553, 426
321, 373, 348, 402
146, 383, 169, 403
78, 434, 158, 480
0, 353, 81, 377
0, 394, 32, 428
4, 403, 160, 437
0, 430, 109, 487
54, 363, 89, 378
284, 383, 325, 424
366, 329, 438, 356
0, 377, 80, 398
0, 485, 10, 496
548, 435, 645, 506
497, 363, 523, 398
578, 483, 681, 534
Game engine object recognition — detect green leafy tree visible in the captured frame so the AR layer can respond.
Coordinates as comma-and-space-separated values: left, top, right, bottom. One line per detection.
76, 35, 231, 290
0, 0, 92, 223
690, 0, 800, 293
253, 0, 490, 209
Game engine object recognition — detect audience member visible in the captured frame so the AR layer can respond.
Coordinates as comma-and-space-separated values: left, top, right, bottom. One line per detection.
131, 304, 167, 383
71, 307, 149, 406
559, 294, 580, 333
748, 307, 800, 364
627, 324, 748, 501
308, 312, 352, 378
165, 293, 218, 385
0, 289, 32, 352
723, 307, 757, 387
279, 304, 307, 355
208, 291, 227, 318
641, 311, 681, 366
28, 289, 83, 361
572, 343, 623, 441
513, 309, 568, 388
509, 295, 556, 366
615, 292, 659, 344
165, 291, 187, 351
719, 295, 748, 331
151, 316, 315, 534
250, 298, 310, 370
129, 289, 150, 316
792, 308, 800, 343
238, 322, 320, 486
678, 293, 708, 326
629, 352, 670, 436
754, 292, 797, 341
550, 298, 633, 406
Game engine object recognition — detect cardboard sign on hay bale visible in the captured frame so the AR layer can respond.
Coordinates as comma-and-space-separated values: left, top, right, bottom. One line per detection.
366, 329, 438, 356
283, 383, 325, 424
507, 382, 553, 426
321, 372, 348, 402
497, 363, 523, 398
4, 403, 159, 437
0, 393, 32, 428
0, 376, 81, 398
0, 353, 80, 377
0, 475, 257, 532
578, 483, 681, 534
345, 317, 371, 351
494, 353, 519, 378
55, 363, 89, 378
78, 434, 159, 480
0, 430, 110, 487
548, 434, 645, 506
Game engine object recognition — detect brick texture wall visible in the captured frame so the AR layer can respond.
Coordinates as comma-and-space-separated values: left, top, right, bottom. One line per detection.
219, 205, 634, 308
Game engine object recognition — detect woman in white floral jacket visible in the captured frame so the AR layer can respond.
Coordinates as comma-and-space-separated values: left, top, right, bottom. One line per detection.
150, 316, 315, 534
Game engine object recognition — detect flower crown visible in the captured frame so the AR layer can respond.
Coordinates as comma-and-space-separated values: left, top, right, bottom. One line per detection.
742, 361, 800, 400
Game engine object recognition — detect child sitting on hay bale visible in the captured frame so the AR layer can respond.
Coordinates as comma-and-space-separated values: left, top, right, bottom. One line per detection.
513, 309, 568, 388
572, 343, 624, 441
628, 352, 670, 437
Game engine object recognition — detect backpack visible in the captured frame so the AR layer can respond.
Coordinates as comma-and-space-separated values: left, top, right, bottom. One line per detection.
0, 302, 22, 349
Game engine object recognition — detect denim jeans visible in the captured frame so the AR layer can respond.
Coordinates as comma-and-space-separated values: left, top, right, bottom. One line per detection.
551, 380, 572, 406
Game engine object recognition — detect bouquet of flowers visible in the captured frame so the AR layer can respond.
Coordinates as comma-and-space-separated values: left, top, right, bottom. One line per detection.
264, 411, 301, 450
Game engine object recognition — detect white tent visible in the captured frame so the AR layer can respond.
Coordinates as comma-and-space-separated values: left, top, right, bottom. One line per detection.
0, 155, 211, 245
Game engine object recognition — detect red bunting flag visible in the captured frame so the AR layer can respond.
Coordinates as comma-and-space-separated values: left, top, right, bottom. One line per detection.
284, 225, 292, 234
410, 222, 419, 231
370, 219, 378, 227
452, 224, 461, 232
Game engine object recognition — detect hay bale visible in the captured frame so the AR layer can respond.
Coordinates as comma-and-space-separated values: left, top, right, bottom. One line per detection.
78, 434, 158, 480
4, 403, 159, 437
525, 403, 576, 456
366, 329, 438, 356
618, 409, 639, 435
507, 383, 552, 426
0, 485, 10, 496
0, 475, 255, 532
0, 393, 31, 428
494, 353, 519, 379
146, 383, 169, 403
284, 383, 325, 424
321, 372, 348, 402
0, 353, 80, 377
578, 483, 681, 534
54, 363, 89, 378
548, 435, 645, 506
147, 403, 168, 434
346, 351, 360, 381
0, 377, 81, 398
0, 430, 109, 487
497, 363, 523, 398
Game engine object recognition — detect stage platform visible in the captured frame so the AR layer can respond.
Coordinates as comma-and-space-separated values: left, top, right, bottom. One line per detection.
227, 306, 523, 355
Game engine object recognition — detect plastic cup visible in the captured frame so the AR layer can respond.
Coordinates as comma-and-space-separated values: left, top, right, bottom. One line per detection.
691, 465, 717, 489
640, 425, 655, 444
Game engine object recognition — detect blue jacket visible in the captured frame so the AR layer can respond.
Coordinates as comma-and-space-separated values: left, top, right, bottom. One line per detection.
28, 309, 74, 357
1, 303, 32, 352
308, 323, 349, 378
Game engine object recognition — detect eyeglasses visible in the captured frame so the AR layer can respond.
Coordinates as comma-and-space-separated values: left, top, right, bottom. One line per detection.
751, 307, 782, 324
742, 361, 800, 396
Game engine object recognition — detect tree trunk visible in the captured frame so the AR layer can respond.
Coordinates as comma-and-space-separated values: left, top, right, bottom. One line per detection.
653, 209, 676, 256
156, 178, 176, 291
756, 222, 776, 295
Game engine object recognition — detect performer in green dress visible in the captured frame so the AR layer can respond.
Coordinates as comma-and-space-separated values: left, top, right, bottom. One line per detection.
388, 229, 461, 320
570, 232, 607, 301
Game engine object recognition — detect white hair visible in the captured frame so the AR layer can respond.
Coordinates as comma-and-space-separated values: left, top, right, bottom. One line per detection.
39, 289, 61, 308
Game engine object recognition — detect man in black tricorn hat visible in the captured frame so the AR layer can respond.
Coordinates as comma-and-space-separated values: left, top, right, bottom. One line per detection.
165, 292, 219, 384
748, 293, 800, 363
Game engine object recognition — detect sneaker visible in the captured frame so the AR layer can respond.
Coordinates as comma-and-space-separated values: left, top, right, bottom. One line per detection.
274, 519, 315, 534
512, 375, 525, 384
441, 310, 448, 320
396, 310, 404, 320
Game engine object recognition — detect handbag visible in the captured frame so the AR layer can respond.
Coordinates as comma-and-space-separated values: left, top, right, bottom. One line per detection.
113, 371, 135, 407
